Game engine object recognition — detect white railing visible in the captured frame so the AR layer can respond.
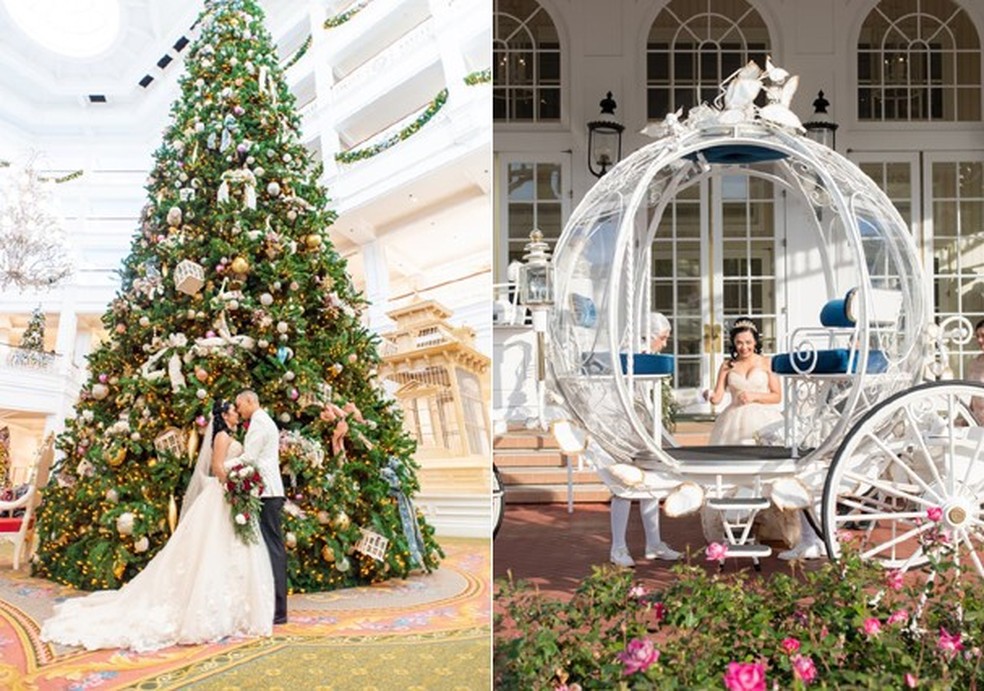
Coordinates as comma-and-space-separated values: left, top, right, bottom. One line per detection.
332, 19, 436, 98
492, 282, 529, 326
1, 344, 59, 373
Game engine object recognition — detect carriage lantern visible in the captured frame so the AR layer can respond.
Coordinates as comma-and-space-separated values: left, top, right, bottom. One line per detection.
518, 229, 554, 323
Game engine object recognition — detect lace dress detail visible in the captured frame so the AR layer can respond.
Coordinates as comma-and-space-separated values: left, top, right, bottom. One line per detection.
41, 442, 274, 652
708, 369, 782, 445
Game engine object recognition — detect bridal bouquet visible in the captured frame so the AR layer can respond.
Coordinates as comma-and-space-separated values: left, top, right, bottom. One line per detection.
224, 462, 265, 544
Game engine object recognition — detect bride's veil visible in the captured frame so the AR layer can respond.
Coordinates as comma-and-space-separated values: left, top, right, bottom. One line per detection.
180, 420, 214, 521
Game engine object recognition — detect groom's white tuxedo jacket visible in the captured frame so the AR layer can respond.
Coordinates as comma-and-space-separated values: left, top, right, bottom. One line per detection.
240, 408, 284, 498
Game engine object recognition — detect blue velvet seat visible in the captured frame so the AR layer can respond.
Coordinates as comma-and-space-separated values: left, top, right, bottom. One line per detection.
772, 289, 890, 375
619, 353, 674, 376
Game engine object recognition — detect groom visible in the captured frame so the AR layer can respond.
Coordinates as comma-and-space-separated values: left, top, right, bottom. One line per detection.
235, 390, 287, 625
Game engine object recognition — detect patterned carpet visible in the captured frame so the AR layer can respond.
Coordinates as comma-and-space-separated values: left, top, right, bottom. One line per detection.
0, 537, 490, 690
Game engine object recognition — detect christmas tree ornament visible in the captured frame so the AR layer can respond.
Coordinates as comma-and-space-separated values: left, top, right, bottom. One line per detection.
187, 427, 200, 461
91, 383, 109, 400
230, 256, 249, 274
174, 259, 205, 295
134, 536, 149, 553
166, 206, 183, 227
153, 428, 185, 457
116, 512, 135, 536
168, 495, 178, 533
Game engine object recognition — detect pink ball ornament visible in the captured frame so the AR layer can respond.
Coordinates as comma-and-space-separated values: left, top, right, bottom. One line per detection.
98, 373, 108, 383
196, 415, 207, 426
205, 330, 216, 338
290, 388, 299, 400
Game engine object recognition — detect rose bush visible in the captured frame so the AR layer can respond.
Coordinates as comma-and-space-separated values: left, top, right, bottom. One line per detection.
495, 541, 984, 689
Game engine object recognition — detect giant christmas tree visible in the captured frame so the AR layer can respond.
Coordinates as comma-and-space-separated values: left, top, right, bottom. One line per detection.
34, 0, 442, 591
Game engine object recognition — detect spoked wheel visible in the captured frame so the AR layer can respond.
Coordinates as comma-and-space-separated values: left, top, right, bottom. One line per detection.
823, 380, 984, 576
493, 464, 505, 538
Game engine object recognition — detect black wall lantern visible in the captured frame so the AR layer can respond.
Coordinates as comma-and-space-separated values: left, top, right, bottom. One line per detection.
803, 90, 839, 150
587, 92, 625, 178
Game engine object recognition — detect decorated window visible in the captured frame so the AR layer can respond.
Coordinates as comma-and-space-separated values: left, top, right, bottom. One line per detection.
646, 0, 770, 119
857, 0, 981, 121
493, 0, 561, 122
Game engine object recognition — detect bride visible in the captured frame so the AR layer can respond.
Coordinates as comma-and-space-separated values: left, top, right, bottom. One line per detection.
41, 400, 274, 652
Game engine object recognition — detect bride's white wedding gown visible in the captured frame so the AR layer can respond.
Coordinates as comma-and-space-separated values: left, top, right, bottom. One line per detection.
41, 441, 274, 652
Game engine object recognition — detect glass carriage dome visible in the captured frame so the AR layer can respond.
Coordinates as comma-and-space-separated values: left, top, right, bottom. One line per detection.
548, 65, 926, 468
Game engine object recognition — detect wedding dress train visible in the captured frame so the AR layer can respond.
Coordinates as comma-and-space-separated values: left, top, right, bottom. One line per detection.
41, 441, 273, 652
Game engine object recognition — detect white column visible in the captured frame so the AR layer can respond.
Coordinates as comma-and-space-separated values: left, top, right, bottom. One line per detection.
427, 0, 468, 103
308, 2, 343, 182
54, 296, 77, 373
361, 239, 391, 333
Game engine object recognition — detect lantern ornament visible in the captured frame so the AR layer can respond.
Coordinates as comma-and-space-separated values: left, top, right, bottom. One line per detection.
355, 526, 389, 561
154, 428, 186, 457
174, 259, 205, 296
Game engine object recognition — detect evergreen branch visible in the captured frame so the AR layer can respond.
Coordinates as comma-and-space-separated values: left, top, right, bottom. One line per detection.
283, 34, 312, 70
335, 88, 449, 164
324, 1, 370, 29
463, 68, 491, 86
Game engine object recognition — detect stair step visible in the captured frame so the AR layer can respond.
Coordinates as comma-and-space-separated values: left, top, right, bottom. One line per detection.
504, 483, 612, 504
493, 451, 569, 468
498, 467, 601, 485
707, 497, 771, 511
724, 544, 772, 559
493, 433, 560, 451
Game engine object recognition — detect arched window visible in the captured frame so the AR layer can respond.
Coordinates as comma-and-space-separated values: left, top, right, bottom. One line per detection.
493, 0, 561, 122
647, 0, 770, 119
858, 0, 981, 121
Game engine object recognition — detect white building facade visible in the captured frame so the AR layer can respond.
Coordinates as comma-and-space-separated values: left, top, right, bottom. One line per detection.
493, 0, 984, 422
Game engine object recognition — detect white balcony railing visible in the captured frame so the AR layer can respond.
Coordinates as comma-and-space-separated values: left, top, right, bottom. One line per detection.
333, 18, 436, 99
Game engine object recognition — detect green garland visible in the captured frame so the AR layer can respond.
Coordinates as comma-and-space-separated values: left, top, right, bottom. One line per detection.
324, 1, 369, 29
41, 170, 84, 184
283, 35, 312, 70
463, 68, 491, 86
335, 88, 449, 164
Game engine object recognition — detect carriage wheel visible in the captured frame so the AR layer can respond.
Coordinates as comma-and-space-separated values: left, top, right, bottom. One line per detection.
492, 464, 505, 538
822, 381, 984, 576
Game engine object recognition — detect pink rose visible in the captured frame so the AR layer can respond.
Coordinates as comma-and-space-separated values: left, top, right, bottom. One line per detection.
781, 637, 800, 655
723, 662, 766, 691
862, 617, 881, 637
938, 627, 963, 658
887, 609, 908, 626
791, 655, 817, 684
629, 585, 647, 599
886, 570, 904, 590
926, 506, 943, 522
706, 542, 728, 561
617, 637, 659, 675
905, 673, 918, 688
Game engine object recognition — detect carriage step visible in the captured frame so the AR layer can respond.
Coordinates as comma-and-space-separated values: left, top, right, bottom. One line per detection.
706, 497, 770, 511
724, 544, 772, 559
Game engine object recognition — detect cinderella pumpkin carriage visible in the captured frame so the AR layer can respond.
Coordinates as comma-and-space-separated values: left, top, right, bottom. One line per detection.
530, 60, 984, 574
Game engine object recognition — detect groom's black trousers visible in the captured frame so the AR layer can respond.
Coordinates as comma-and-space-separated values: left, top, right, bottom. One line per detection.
260, 497, 287, 623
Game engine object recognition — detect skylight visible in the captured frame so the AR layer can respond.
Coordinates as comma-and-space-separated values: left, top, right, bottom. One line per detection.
4, 0, 121, 59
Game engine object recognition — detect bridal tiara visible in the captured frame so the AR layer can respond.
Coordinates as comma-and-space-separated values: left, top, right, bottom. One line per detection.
732, 318, 758, 333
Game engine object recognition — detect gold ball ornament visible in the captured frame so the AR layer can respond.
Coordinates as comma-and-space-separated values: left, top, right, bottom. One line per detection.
194, 367, 209, 382
106, 446, 127, 467
230, 256, 249, 274
285, 531, 297, 549
333, 512, 350, 530
321, 545, 335, 562
305, 234, 322, 249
